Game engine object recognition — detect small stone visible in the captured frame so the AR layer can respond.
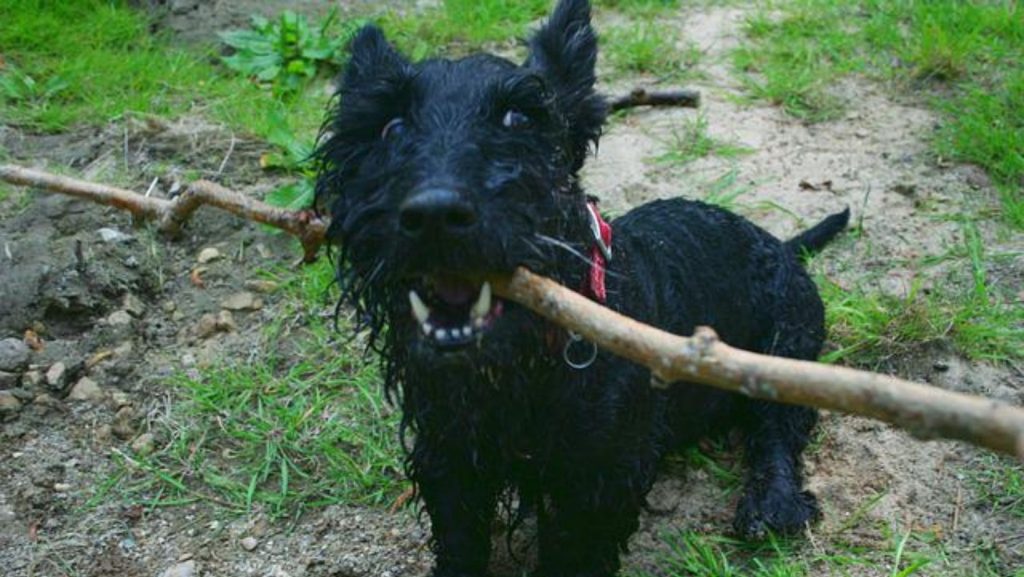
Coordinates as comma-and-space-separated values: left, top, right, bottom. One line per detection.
217, 310, 237, 332
33, 393, 61, 409
114, 341, 134, 357
46, 362, 67, 389
221, 292, 262, 311
0, 391, 22, 413
67, 377, 105, 402
162, 300, 177, 313
854, 129, 869, 139
240, 536, 259, 551
94, 424, 114, 443
159, 560, 196, 577
113, 406, 137, 440
98, 228, 131, 243
244, 280, 279, 294
53, 482, 72, 492
23, 370, 43, 387
131, 433, 155, 456
197, 247, 222, 264
195, 314, 219, 339
0, 371, 19, 389
106, 310, 133, 326
123, 294, 146, 317
110, 390, 132, 408
0, 338, 31, 372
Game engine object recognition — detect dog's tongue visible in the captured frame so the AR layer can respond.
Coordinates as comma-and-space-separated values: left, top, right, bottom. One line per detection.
432, 276, 476, 306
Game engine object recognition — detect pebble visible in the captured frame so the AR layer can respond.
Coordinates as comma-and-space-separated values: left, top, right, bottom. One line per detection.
197, 247, 222, 264
244, 280, 279, 294
67, 377, 105, 402
0, 338, 31, 372
162, 300, 178, 313
53, 482, 72, 492
0, 391, 22, 413
221, 292, 263, 311
123, 294, 146, 317
113, 406, 137, 440
46, 362, 67, 389
195, 311, 237, 338
33, 393, 61, 409
159, 560, 196, 577
131, 433, 155, 456
23, 370, 43, 387
0, 371, 19, 388
106, 310, 134, 326
240, 536, 259, 551
97, 227, 132, 243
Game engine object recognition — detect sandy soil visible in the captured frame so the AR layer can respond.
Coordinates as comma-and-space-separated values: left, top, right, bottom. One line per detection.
1, 2, 1022, 577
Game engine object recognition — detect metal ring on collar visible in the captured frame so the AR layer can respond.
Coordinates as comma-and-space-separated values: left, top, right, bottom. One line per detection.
563, 331, 598, 370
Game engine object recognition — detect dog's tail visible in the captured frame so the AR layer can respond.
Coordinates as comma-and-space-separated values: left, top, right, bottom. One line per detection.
785, 208, 850, 255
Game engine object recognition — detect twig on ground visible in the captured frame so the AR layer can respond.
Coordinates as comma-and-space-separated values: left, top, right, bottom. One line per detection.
490, 267, 1024, 461
608, 88, 701, 112
0, 164, 327, 262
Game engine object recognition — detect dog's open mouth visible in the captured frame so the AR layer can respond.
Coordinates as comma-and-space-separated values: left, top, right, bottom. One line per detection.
408, 275, 504, 348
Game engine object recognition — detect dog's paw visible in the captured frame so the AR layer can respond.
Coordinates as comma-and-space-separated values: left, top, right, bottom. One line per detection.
733, 488, 819, 540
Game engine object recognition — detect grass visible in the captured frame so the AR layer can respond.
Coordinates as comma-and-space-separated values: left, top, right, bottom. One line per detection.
102, 259, 404, 517
0, 0, 330, 137
817, 224, 1023, 366
603, 23, 701, 79
965, 454, 1024, 520
732, 0, 1024, 226
656, 114, 752, 167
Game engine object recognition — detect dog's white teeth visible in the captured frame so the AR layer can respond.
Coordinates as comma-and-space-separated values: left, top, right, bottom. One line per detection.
409, 290, 431, 324
435, 328, 448, 340
471, 282, 492, 321
462, 325, 473, 338
421, 321, 434, 336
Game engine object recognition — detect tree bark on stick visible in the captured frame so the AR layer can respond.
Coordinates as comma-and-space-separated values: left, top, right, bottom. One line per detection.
0, 164, 327, 262
490, 267, 1024, 461
4, 163, 1024, 460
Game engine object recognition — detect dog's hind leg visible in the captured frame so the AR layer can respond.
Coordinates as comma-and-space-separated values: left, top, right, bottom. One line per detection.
733, 399, 820, 539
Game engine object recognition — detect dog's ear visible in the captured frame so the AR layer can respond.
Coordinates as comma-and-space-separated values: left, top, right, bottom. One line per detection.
343, 24, 408, 87
525, 0, 606, 171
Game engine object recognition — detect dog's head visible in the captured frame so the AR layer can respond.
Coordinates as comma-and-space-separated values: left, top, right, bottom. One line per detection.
316, 0, 605, 358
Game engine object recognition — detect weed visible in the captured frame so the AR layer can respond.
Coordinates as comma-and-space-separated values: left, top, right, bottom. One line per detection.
603, 23, 701, 79
111, 260, 404, 516
965, 454, 1024, 519
656, 114, 752, 167
260, 111, 318, 210
0, 67, 68, 103
219, 10, 363, 97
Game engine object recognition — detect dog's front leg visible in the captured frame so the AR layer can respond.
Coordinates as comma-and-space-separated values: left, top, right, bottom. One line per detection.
414, 442, 498, 577
535, 470, 644, 577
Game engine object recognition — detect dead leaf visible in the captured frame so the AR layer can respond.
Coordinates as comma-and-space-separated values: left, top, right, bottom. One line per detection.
23, 329, 44, 351
190, 267, 207, 288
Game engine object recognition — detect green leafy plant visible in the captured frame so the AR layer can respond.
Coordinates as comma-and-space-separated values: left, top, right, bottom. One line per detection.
260, 110, 318, 210
219, 10, 362, 96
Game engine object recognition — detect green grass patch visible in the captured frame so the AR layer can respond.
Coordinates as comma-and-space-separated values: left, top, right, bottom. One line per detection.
603, 23, 701, 79
733, 0, 1024, 225
105, 259, 404, 516
965, 455, 1024, 520
817, 224, 1023, 365
0, 0, 331, 137
656, 114, 752, 166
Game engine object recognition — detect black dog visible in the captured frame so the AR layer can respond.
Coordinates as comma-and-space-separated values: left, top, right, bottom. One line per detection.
314, 1, 848, 575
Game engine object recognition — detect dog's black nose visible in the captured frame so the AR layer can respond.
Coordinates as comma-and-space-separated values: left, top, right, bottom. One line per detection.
399, 188, 478, 238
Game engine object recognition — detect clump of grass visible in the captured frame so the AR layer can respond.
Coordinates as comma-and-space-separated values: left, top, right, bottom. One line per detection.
817, 223, 1023, 366
656, 114, 752, 167
107, 260, 404, 516
965, 455, 1024, 519
594, 0, 681, 13
733, 0, 1024, 226
603, 23, 701, 79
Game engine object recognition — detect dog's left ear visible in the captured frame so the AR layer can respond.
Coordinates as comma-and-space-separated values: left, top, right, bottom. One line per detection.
525, 0, 606, 172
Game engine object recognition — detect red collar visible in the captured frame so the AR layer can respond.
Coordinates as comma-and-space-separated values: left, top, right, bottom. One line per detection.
582, 200, 612, 303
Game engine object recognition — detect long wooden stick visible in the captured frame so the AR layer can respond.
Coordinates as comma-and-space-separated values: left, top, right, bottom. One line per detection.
0, 164, 327, 262
491, 268, 1024, 460
4, 163, 1023, 459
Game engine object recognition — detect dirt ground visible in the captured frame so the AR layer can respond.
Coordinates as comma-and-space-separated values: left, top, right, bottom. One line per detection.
1, 2, 1022, 577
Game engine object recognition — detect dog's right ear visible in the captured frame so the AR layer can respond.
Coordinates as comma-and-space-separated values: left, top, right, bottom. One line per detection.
343, 24, 408, 87
525, 0, 606, 172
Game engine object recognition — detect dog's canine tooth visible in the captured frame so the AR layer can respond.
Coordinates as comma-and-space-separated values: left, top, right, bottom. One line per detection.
471, 282, 492, 320
421, 321, 434, 336
409, 290, 431, 324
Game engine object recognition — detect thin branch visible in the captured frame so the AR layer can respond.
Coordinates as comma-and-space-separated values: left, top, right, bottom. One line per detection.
5, 163, 1024, 460
608, 88, 701, 112
490, 267, 1024, 461
0, 164, 327, 262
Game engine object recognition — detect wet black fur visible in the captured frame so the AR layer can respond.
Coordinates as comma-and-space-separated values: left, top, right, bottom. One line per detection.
314, 1, 849, 575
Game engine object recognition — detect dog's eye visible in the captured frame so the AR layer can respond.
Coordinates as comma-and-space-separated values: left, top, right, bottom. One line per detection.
501, 109, 530, 129
381, 117, 406, 140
